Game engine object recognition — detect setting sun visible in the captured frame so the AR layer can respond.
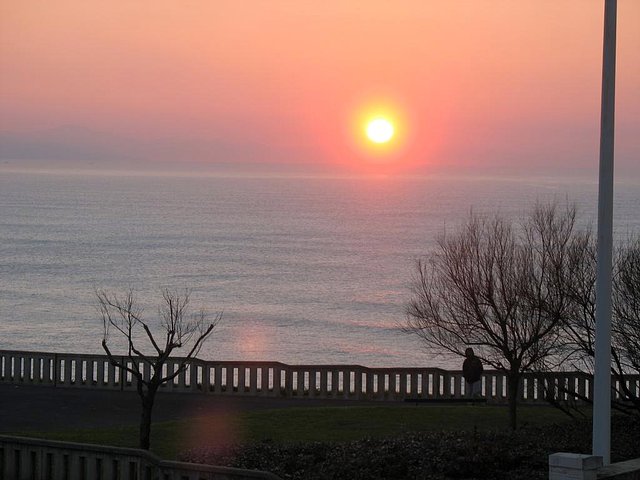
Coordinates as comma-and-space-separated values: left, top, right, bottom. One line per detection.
346, 100, 410, 168
366, 118, 394, 143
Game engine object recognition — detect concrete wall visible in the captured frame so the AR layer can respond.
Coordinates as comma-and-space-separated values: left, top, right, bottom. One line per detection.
1, 349, 638, 404
549, 454, 640, 480
598, 459, 640, 479
0, 434, 282, 480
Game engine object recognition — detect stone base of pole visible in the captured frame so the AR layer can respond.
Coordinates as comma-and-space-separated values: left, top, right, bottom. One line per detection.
549, 453, 603, 480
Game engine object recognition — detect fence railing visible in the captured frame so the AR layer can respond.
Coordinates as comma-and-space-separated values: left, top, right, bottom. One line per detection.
0, 435, 281, 480
1, 349, 638, 404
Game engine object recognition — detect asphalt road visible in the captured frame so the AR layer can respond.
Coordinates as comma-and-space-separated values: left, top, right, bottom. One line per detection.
0, 384, 371, 433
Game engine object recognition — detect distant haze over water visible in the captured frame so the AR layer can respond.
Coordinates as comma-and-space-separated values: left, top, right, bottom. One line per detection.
1, 171, 639, 368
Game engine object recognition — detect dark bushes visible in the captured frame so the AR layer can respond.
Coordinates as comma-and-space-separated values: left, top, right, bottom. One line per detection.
179, 416, 639, 479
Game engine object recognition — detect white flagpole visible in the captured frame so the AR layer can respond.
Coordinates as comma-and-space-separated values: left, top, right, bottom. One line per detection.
593, 0, 617, 466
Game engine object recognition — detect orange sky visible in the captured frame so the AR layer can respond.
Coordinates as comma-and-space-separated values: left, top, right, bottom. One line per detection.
1, 1, 638, 177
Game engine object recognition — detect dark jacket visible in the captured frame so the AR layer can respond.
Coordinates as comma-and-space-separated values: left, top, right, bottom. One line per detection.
463, 356, 483, 383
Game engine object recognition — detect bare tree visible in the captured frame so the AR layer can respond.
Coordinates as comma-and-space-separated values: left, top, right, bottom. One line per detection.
97, 288, 220, 450
559, 235, 640, 416
613, 238, 640, 414
405, 203, 578, 429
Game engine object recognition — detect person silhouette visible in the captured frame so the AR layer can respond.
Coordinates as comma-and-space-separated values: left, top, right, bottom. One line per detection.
462, 347, 483, 399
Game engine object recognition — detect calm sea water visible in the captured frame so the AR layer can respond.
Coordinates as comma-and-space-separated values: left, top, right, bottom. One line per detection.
1, 171, 639, 368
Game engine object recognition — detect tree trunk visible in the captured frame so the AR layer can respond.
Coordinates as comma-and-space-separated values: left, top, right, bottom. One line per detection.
139, 391, 156, 450
507, 373, 521, 430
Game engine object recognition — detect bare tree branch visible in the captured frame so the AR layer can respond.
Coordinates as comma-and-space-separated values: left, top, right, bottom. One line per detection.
404, 202, 579, 429
97, 287, 220, 449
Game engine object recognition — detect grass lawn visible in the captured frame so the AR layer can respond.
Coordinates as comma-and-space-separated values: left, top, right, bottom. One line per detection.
12, 404, 582, 460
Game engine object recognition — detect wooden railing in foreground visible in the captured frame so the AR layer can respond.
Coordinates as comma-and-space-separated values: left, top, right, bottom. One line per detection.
1, 350, 638, 404
0, 435, 281, 480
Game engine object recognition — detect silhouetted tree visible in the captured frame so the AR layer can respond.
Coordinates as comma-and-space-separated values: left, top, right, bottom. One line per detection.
558, 235, 640, 416
613, 239, 640, 414
97, 288, 220, 449
405, 203, 578, 429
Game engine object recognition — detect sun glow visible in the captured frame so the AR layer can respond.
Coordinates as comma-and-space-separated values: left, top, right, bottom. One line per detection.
347, 99, 410, 166
366, 118, 394, 143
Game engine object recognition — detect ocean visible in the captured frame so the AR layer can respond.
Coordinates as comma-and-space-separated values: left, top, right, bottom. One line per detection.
1, 170, 638, 368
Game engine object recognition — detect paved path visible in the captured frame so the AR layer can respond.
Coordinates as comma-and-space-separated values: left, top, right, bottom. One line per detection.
0, 384, 374, 433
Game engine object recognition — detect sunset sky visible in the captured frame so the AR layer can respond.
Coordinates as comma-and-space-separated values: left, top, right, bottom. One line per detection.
1, 1, 638, 177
